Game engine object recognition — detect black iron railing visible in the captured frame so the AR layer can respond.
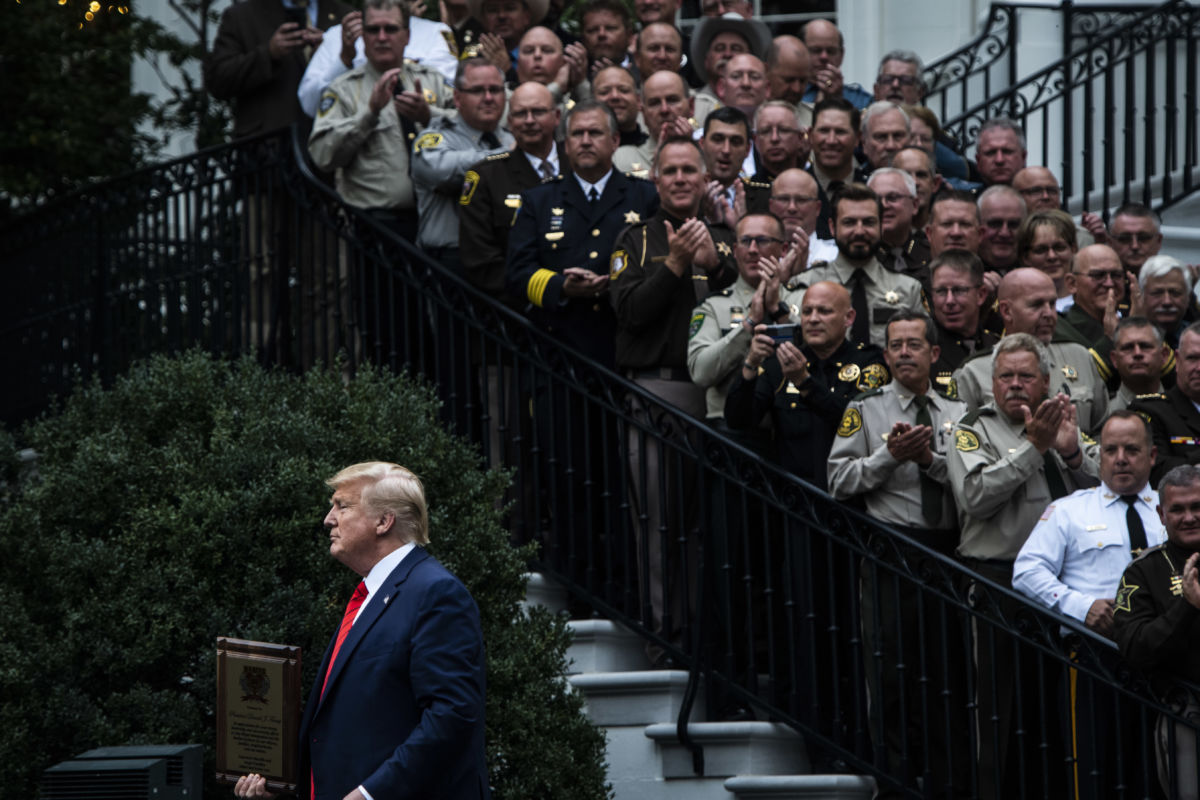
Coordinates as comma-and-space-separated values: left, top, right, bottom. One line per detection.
3, 131, 1199, 798
924, 1, 1199, 215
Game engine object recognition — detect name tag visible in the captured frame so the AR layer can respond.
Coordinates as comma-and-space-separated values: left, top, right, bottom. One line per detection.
545, 232, 564, 241
1085, 524, 1107, 531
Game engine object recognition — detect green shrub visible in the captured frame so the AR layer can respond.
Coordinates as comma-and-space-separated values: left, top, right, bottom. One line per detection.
0, 351, 609, 800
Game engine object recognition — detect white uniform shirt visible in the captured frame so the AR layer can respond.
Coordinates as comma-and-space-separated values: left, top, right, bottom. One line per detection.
1012, 482, 1165, 623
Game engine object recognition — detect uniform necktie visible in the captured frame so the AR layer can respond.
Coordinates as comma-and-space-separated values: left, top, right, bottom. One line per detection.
320, 580, 368, 700
588, 186, 600, 203
1121, 495, 1149, 554
850, 268, 871, 344
1042, 451, 1069, 500
540, 159, 555, 181
481, 131, 501, 149
913, 394, 943, 527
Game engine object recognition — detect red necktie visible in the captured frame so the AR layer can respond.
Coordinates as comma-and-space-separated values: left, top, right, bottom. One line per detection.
319, 580, 368, 700
313, 580, 368, 799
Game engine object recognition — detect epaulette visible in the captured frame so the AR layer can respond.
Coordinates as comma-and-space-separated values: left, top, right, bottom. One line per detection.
785, 276, 808, 291
718, 287, 734, 297
852, 387, 884, 401
809, 260, 830, 270
1134, 392, 1168, 401
1132, 542, 1167, 562
486, 151, 511, 161
960, 407, 985, 427
743, 179, 771, 189
961, 345, 995, 365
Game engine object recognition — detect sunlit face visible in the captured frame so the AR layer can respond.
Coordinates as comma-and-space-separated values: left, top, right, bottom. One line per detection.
831, 198, 882, 261
1142, 270, 1190, 329
363, 6, 410, 72
324, 479, 388, 574
976, 127, 1026, 185
811, 108, 856, 172
1099, 415, 1155, 495
992, 349, 1048, 422
930, 266, 986, 336
700, 119, 750, 185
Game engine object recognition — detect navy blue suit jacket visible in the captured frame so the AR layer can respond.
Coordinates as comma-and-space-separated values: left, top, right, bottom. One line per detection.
505, 169, 659, 367
298, 548, 489, 800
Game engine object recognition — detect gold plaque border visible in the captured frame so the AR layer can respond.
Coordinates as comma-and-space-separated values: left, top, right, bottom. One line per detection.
215, 637, 302, 792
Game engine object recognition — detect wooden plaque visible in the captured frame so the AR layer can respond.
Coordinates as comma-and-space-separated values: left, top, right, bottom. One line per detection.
215, 638, 302, 791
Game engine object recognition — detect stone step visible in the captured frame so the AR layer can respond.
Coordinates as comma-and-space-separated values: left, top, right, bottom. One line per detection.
611, 775, 737, 800
723, 775, 877, 799
565, 619, 649, 675
520, 572, 568, 615
645, 722, 809, 779
570, 670, 706, 726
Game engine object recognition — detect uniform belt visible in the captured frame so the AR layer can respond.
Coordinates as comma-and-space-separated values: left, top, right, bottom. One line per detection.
627, 368, 692, 382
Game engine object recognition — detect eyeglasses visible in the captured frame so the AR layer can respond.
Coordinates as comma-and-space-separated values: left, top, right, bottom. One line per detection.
878, 192, 913, 205
984, 218, 1021, 231
1017, 185, 1059, 197
770, 194, 818, 206
932, 285, 980, 298
738, 235, 784, 248
757, 125, 800, 138
876, 74, 919, 86
1113, 232, 1158, 244
364, 24, 403, 34
511, 107, 553, 120
1076, 269, 1124, 283
459, 85, 506, 96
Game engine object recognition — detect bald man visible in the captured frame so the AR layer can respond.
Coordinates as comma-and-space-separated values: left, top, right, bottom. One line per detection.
1012, 166, 1107, 247
632, 21, 684, 80
614, 70, 693, 177
953, 267, 1109, 434
767, 35, 810, 106
801, 19, 872, 108
768, 168, 838, 269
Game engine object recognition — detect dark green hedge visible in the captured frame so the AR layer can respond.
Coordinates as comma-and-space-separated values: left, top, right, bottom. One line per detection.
0, 351, 609, 800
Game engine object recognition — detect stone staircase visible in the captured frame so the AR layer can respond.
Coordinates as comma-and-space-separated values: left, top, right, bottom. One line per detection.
523, 574, 878, 800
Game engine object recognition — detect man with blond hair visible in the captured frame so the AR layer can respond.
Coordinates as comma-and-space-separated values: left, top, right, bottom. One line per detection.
234, 461, 488, 800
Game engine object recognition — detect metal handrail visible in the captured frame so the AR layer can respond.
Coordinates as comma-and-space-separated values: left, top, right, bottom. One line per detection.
3, 130, 1199, 798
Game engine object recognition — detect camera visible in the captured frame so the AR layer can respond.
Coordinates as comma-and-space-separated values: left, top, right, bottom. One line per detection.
763, 323, 798, 344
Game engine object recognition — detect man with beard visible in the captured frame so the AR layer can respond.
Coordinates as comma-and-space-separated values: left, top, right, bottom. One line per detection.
700, 107, 771, 224
953, 268, 1109, 434
927, 249, 997, 392
977, 185, 1025, 274
609, 139, 736, 666
1110, 203, 1165, 276
1140, 254, 1199, 348
766, 35, 810, 107
807, 96, 864, 238
460, 81, 563, 305
752, 101, 810, 183
1113, 464, 1200, 800
948, 333, 1099, 800
828, 311, 968, 798
1109, 317, 1171, 411
592, 66, 647, 149
797, 183, 925, 348
867, 167, 930, 288
1132, 322, 1200, 484
614, 70, 692, 177
505, 100, 658, 367
768, 168, 837, 270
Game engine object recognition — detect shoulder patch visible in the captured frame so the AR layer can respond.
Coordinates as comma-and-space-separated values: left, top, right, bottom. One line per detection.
955, 429, 980, 451
858, 363, 889, 391
610, 249, 628, 279
414, 132, 443, 152
423, 86, 437, 104
837, 407, 863, 437
459, 169, 480, 206
1114, 576, 1138, 613
689, 312, 705, 338
940, 376, 959, 399
318, 91, 337, 116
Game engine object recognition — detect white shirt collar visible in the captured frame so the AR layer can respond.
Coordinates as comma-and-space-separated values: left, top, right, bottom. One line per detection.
575, 168, 613, 200
523, 142, 559, 177
354, 542, 417, 623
